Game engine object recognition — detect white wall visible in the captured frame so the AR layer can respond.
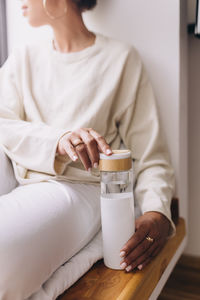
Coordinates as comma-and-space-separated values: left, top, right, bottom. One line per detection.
84, 0, 188, 225
6, 0, 52, 51
6, 0, 188, 241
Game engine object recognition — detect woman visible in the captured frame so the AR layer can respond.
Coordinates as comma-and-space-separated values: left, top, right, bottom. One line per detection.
0, 0, 175, 299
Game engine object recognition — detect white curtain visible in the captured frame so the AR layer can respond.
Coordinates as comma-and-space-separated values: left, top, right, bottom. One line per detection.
0, 0, 8, 66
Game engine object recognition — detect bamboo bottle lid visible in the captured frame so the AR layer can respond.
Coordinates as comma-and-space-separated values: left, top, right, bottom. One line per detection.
99, 150, 132, 172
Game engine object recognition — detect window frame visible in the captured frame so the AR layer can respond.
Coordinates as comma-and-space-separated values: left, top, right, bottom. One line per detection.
0, 0, 8, 66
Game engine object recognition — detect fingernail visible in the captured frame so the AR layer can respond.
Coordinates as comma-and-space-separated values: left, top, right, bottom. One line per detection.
125, 265, 132, 272
106, 149, 112, 155
93, 162, 98, 168
72, 155, 78, 161
120, 251, 126, 258
138, 264, 143, 270
120, 262, 127, 269
88, 168, 91, 172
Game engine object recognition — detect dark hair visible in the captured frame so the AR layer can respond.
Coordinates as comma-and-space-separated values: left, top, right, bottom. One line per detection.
72, 0, 97, 11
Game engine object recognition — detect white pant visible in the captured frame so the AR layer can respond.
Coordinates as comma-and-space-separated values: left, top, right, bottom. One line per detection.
0, 148, 101, 300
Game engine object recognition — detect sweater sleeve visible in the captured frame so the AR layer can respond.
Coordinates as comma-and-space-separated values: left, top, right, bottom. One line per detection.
117, 52, 176, 236
0, 52, 70, 176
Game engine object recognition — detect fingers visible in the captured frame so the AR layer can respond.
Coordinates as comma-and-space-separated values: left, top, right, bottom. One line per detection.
119, 213, 170, 273
136, 245, 163, 271
137, 258, 151, 271
67, 132, 91, 170
88, 128, 112, 155
120, 235, 167, 273
120, 224, 149, 255
57, 128, 112, 171
151, 245, 162, 258
78, 129, 100, 168
57, 135, 79, 161
120, 236, 158, 272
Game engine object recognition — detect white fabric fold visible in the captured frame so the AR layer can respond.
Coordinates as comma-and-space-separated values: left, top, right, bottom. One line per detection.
27, 230, 103, 300
26, 203, 143, 300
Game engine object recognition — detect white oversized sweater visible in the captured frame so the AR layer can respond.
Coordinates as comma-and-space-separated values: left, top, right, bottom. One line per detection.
0, 33, 175, 228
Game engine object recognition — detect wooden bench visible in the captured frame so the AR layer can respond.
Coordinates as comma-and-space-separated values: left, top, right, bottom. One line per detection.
58, 200, 186, 300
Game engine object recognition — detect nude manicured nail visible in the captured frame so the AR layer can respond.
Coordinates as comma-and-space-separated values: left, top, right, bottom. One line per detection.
120, 262, 127, 269
125, 265, 132, 272
106, 149, 112, 155
72, 155, 78, 161
88, 168, 91, 172
120, 251, 126, 257
93, 162, 98, 168
138, 264, 143, 270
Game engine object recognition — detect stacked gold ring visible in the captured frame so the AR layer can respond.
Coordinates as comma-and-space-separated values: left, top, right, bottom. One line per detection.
145, 235, 154, 243
72, 140, 84, 147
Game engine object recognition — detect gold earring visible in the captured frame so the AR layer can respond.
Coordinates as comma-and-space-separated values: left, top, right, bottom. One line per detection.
43, 0, 67, 20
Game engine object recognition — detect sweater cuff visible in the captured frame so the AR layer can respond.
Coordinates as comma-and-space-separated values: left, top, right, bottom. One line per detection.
142, 207, 176, 238
138, 194, 176, 237
53, 130, 72, 175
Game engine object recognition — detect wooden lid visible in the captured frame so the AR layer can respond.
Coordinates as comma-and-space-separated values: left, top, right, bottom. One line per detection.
99, 150, 132, 171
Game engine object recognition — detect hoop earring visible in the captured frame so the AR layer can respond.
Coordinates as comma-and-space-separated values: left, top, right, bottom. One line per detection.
43, 0, 67, 20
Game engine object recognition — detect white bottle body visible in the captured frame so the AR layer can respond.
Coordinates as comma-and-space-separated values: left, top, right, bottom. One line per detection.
101, 192, 135, 270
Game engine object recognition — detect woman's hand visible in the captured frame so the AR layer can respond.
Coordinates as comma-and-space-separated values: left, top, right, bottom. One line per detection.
57, 128, 112, 171
119, 212, 171, 272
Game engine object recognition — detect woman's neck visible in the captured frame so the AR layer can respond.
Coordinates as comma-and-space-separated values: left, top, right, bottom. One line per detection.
51, 9, 95, 53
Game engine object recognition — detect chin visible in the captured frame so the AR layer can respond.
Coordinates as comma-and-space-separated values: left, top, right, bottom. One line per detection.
27, 18, 46, 27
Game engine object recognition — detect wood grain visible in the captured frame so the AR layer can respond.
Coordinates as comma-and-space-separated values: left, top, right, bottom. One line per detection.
58, 218, 186, 300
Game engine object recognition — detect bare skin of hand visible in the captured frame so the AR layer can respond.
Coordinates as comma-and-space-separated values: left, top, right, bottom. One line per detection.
119, 211, 171, 272
57, 128, 112, 170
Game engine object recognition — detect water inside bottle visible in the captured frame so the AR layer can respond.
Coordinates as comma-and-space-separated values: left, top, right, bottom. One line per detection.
101, 181, 131, 193
101, 192, 133, 200
101, 171, 132, 194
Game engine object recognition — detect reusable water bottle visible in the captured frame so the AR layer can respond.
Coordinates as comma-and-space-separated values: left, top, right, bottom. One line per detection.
99, 150, 135, 270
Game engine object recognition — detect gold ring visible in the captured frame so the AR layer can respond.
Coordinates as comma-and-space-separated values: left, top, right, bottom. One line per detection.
145, 235, 154, 243
73, 141, 84, 147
